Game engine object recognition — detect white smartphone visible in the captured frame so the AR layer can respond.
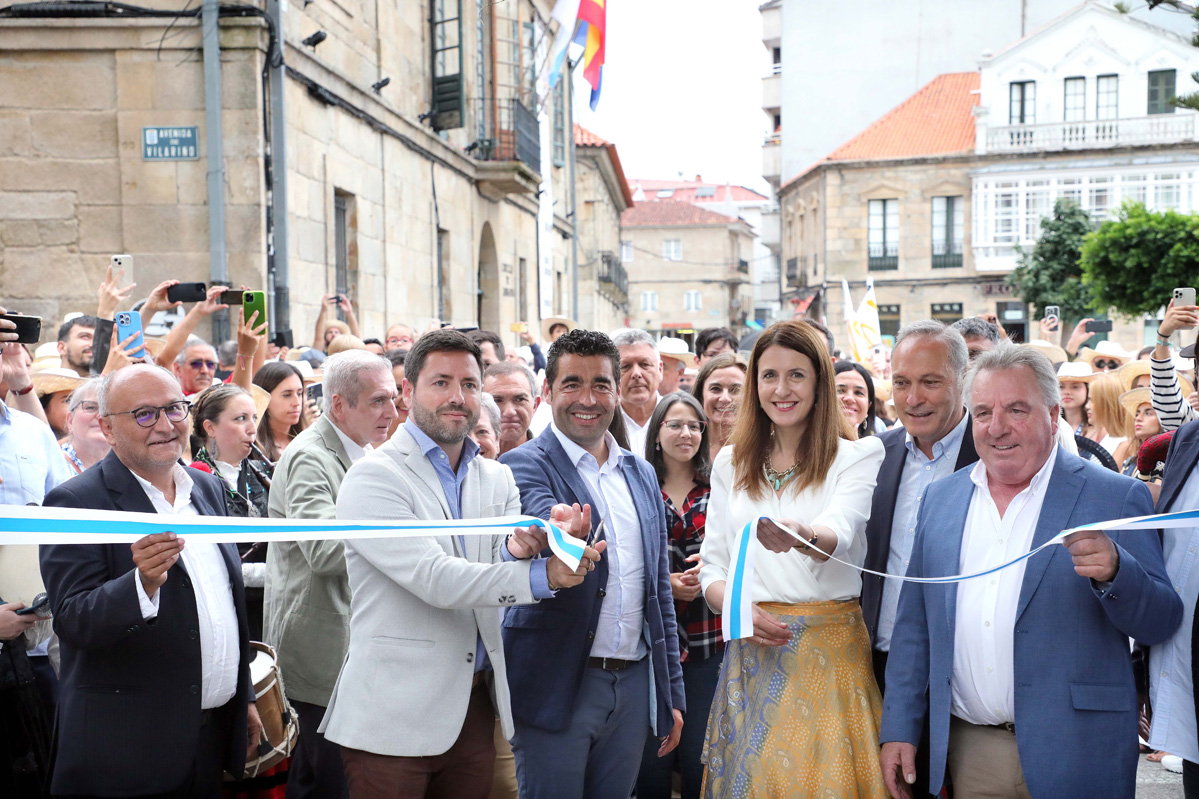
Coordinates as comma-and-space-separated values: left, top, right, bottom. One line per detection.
111, 254, 131, 272
1174, 287, 1196, 308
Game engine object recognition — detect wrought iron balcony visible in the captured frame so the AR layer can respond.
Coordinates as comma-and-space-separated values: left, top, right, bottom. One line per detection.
598, 251, 628, 300
868, 242, 898, 271
466, 97, 541, 198
931, 240, 963, 269
985, 114, 1196, 154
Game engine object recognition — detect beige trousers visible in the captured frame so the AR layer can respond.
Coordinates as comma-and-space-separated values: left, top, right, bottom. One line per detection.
947, 715, 1033, 799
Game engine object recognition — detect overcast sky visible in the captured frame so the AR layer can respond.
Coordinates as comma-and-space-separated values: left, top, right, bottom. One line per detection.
570, 0, 771, 193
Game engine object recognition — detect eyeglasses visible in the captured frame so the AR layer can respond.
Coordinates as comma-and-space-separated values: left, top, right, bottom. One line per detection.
386, 336, 414, 347
74, 401, 99, 415
662, 420, 707, 435
188, 360, 217, 371
106, 401, 192, 428
1093, 358, 1121, 371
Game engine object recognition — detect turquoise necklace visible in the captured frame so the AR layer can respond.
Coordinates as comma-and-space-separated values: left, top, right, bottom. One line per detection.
763, 455, 800, 491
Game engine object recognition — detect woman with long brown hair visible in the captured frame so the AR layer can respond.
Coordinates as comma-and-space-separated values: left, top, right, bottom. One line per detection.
691, 352, 746, 458
699, 320, 886, 798
252, 361, 308, 461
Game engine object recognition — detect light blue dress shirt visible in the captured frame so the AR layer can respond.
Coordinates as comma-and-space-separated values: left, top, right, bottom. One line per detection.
404, 420, 552, 671
0, 399, 73, 506
550, 422, 647, 662
875, 411, 969, 652
1149, 471, 1199, 764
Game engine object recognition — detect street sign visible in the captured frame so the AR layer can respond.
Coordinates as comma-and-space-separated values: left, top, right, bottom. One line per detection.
142, 127, 199, 161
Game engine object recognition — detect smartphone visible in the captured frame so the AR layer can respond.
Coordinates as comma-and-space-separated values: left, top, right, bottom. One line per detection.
306, 382, 323, 412
115, 311, 147, 359
14, 592, 49, 617
166, 282, 207, 304
271, 329, 293, 350
1174, 287, 1197, 308
509, 322, 528, 334
242, 291, 267, 328
218, 289, 244, 306
0, 312, 42, 345
111, 254, 132, 275
1085, 319, 1114, 334
1044, 305, 1060, 332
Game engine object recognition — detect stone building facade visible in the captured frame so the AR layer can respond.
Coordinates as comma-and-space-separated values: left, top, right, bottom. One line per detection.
573, 125, 633, 334
620, 201, 755, 344
0, 0, 593, 351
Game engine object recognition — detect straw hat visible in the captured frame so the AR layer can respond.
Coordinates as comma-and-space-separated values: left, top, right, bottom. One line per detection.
540, 315, 576, 343
250, 384, 271, 420
142, 336, 167, 359
1025, 339, 1069, 366
1116, 360, 1150, 392
31, 342, 60, 373
1119, 387, 1153, 420
1056, 361, 1096, 383
657, 336, 696, 369
31, 368, 86, 398
1077, 340, 1132, 368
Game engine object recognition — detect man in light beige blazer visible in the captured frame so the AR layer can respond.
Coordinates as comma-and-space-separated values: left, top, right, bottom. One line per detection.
264, 350, 399, 799
321, 330, 602, 799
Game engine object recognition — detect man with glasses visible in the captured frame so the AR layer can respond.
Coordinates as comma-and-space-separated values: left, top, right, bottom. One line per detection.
40, 363, 262, 798
174, 338, 220, 398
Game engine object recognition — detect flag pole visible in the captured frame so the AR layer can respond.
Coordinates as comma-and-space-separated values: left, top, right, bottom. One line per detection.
568, 55, 580, 322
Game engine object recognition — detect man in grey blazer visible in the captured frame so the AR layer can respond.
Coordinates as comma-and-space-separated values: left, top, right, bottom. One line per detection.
264, 350, 399, 799
321, 330, 602, 799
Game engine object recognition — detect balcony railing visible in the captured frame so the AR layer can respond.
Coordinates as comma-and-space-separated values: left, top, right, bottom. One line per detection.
786, 257, 799, 285
931, 240, 963, 268
868, 242, 898, 271
469, 97, 541, 173
598, 251, 628, 299
985, 114, 1196, 154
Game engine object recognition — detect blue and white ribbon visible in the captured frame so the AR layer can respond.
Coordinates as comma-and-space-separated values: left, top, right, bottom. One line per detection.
0, 505, 586, 570
721, 510, 1199, 641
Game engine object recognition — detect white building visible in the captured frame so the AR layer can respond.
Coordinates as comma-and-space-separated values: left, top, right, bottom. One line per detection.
972, 1, 1199, 274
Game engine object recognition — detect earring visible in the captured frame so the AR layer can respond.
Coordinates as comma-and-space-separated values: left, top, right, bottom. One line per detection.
655, 442, 661, 451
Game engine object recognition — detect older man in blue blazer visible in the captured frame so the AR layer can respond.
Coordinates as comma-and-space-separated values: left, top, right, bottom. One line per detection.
880, 342, 1181, 799
500, 328, 685, 799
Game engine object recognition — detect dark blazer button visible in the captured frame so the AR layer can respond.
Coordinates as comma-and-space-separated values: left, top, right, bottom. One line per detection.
586, 631, 595, 641
466, 652, 474, 663
189, 629, 199, 640
190, 684, 200, 695
597, 589, 606, 598
127, 625, 139, 633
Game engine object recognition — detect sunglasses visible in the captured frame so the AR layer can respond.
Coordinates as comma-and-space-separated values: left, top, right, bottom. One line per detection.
188, 360, 217, 371
1093, 358, 1121, 370
106, 401, 192, 428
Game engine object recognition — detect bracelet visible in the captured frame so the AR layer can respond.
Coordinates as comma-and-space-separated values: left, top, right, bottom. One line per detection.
1157, 330, 1172, 346
237, 354, 254, 361
11, 384, 33, 396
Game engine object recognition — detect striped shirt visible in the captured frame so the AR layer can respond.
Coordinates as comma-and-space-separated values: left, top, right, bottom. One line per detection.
1150, 356, 1197, 432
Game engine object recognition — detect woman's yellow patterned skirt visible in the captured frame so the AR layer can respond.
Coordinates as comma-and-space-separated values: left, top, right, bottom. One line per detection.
701, 599, 888, 799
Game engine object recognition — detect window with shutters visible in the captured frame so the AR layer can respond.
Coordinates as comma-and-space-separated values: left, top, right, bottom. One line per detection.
663, 240, 682, 261
641, 291, 658, 312
620, 240, 633, 263
1148, 69, 1176, 115
684, 291, 702, 312
430, 0, 463, 131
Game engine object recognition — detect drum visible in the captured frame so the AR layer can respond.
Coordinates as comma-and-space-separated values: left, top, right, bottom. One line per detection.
242, 641, 299, 779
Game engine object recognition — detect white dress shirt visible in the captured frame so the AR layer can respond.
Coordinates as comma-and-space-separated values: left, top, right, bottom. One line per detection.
952, 447, 1058, 726
131, 464, 240, 710
700, 436, 885, 603
877, 413, 969, 652
550, 422, 647, 661
621, 393, 661, 457
1148, 470, 1199, 764
330, 421, 372, 464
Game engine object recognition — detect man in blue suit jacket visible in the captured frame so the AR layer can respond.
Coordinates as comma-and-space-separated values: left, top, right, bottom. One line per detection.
880, 343, 1181, 799
40, 365, 258, 798
500, 329, 685, 799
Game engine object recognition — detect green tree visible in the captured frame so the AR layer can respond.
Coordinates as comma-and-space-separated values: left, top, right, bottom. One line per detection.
1080, 202, 1199, 316
1006, 198, 1095, 325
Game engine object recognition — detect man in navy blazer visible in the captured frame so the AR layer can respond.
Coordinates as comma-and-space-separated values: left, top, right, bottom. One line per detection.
1148, 417, 1199, 793
880, 343, 1181, 799
500, 329, 684, 799
40, 365, 258, 798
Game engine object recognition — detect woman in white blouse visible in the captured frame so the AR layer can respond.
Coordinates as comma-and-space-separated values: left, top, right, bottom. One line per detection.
699, 320, 886, 798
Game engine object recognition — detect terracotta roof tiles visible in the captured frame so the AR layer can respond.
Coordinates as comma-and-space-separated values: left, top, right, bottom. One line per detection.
620, 200, 745, 228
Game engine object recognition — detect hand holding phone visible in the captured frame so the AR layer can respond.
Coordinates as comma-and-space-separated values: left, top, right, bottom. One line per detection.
166, 282, 208, 304
14, 592, 50, 617
1044, 305, 1060, 332
0, 312, 43, 345
1084, 319, 1114, 334
242, 291, 267, 329
115, 312, 148, 360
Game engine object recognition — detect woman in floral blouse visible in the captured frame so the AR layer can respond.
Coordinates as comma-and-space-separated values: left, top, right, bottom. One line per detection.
636, 391, 722, 799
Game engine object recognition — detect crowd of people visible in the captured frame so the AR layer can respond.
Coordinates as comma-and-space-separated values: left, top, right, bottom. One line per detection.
2, 268, 1199, 799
